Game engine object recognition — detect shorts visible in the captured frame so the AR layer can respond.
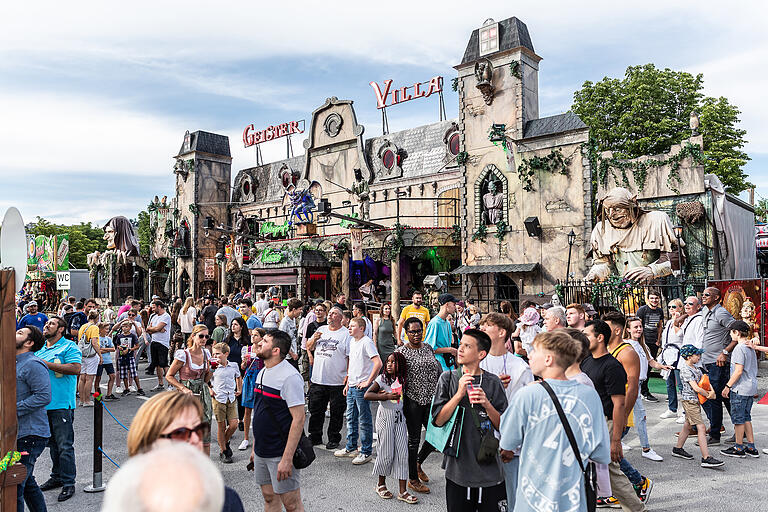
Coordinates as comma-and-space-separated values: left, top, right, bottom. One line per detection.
96, 363, 115, 377
150, 342, 169, 368
80, 355, 100, 375
445, 478, 507, 512
119, 357, 137, 379
213, 399, 239, 422
681, 399, 705, 426
253, 453, 301, 494
730, 392, 754, 425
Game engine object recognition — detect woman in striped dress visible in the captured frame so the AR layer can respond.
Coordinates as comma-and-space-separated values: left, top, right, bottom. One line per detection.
364, 352, 417, 504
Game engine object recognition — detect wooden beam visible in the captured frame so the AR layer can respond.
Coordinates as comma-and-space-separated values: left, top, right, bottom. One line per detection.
0, 270, 23, 511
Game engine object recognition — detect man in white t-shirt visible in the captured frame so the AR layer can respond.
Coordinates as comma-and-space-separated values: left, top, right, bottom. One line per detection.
334, 317, 381, 464
306, 306, 349, 450
146, 300, 171, 390
479, 312, 534, 509
352, 303, 373, 339
279, 299, 303, 368
255, 293, 270, 319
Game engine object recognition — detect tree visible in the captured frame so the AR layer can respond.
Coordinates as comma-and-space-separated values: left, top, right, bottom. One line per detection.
26, 217, 108, 269
135, 211, 151, 257
572, 64, 752, 194
755, 198, 768, 224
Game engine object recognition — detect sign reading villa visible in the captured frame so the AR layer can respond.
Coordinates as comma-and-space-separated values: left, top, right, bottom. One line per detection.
370, 76, 443, 109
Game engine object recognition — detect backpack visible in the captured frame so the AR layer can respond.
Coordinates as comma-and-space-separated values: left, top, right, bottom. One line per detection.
78, 326, 98, 358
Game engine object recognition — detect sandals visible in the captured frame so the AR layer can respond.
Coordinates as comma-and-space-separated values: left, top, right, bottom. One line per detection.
398, 491, 418, 504
376, 485, 393, 499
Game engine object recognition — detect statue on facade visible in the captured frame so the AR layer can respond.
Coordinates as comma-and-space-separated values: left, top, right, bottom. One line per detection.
482, 180, 503, 225
474, 58, 495, 105
233, 210, 250, 244
285, 179, 321, 226
347, 168, 370, 221
585, 187, 682, 283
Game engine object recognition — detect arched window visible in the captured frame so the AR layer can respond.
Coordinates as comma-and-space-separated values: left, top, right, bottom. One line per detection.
474, 164, 508, 229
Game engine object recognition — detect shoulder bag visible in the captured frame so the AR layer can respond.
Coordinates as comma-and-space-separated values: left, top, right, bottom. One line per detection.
539, 381, 597, 512
78, 328, 98, 358
426, 370, 464, 458
467, 398, 500, 464
259, 373, 316, 469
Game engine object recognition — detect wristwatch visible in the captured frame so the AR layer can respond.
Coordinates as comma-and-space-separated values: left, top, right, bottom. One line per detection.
722, 349, 730, 355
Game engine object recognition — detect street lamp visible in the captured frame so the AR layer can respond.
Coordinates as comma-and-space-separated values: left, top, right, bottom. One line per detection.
566, 229, 576, 285
673, 225, 686, 295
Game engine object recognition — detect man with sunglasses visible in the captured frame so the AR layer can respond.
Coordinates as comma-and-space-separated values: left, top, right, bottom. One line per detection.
700, 287, 736, 445
251, 329, 306, 511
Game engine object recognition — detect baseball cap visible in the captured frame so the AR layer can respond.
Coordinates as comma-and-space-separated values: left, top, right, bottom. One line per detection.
680, 344, 704, 359
582, 303, 598, 316
26, 300, 38, 308
438, 293, 457, 305
729, 320, 751, 333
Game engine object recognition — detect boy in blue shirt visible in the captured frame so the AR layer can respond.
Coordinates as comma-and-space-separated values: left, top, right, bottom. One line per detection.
95, 323, 118, 400
423, 294, 457, 372
499, 330, 611, 512
720, 320, 759, 458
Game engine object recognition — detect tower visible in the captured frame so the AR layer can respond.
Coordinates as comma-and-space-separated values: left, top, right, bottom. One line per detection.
173, 130, 232, 298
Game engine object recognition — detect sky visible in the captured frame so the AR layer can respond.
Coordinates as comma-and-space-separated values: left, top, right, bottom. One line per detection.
1, 0, 767, 226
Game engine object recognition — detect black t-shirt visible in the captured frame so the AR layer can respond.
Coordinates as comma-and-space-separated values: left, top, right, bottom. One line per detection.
305, 320, 327, 345
581, 353, 627, 419
66, 312, 87, 341
637, 305, 664, 345
201, 304, 218, 332
334, 302, 348, 311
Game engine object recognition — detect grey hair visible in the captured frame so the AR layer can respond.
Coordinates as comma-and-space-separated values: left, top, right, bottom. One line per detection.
547, 306, 567, 327
102, 443, 224, 512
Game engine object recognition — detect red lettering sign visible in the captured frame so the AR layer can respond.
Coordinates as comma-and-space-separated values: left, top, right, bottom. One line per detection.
243, 120, 305, 147
370, 76, 442, 110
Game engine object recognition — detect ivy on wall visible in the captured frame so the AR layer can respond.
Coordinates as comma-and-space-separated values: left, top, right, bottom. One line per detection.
456, 151, 469, 166
450, 224, 462, 244
594, 142, 706, 194
188, 204, 200, 215
387, 223, 408, 260
451, 77, 459, 92
494, 220, 508, 241
516, 149, 572, 192
509, 61, 522, 79
471, 223, 488, 243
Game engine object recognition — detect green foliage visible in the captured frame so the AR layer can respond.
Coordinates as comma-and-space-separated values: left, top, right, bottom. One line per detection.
494, 219, 508, 241
332, 239, 350, 261
755, 198, 768, 224
188, 204, 200, 215
488, 124, 509, 151
516, 149, 571, 192
572, 63, 752, 194
136, 211, 151, 257
450, 224, 462, 244
451, 77, 459, 92
471, 223, 487, 243
456, 151, 469, 166
509, 61, 522, 79
26, 217, 107, 269
387, 223, 408, 260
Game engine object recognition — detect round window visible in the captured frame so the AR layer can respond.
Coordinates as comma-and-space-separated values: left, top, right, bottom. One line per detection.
449, 133, 460, 156
382, 149, 395, 170
242, 180, 251, 196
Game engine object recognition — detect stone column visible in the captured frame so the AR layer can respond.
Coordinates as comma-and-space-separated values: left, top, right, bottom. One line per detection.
220, 262, 226, 297
342, 252, 350, 300
391, 255, 401, 320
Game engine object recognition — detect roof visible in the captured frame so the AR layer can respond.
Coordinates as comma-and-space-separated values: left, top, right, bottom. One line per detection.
177, 131, 231, 157
523, 112, 587, 139
460, 17, 535, 66
452, 263, 539, 274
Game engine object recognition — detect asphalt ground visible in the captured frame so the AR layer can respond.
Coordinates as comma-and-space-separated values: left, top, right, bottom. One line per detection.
29, 361, 768, 511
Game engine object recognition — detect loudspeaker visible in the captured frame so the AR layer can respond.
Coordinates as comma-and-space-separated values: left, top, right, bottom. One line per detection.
203, 216, 215, 230
317, 198, 331, 215
524, 216, 542, 238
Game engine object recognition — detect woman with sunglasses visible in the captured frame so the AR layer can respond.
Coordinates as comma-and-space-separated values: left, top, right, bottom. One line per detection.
126, 392, 244, 511
659, 298, 685, 422
166, 324, 214, 455
395, 317, 441, 494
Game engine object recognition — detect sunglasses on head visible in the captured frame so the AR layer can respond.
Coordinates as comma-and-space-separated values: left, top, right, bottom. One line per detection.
158, 422, 210, 442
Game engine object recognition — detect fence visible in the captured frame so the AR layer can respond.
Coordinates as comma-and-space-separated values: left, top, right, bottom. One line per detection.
555, 278, 707, 316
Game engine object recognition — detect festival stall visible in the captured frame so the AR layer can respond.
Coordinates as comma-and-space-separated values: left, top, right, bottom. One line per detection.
24, 234, 69, 311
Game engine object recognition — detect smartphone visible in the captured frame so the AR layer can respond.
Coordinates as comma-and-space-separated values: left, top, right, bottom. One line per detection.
246, 461, 254, 471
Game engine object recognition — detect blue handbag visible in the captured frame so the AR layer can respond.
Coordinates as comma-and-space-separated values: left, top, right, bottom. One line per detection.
426, 370, 463, 457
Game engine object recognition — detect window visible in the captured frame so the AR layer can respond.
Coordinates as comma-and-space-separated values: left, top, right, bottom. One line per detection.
448, 133, 460, 156
242, 180, 250, 196
479, 21, 499, 56
382, 149, 395, 170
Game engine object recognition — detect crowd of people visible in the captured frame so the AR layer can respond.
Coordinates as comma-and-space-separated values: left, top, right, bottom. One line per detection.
13, 284, 764, 511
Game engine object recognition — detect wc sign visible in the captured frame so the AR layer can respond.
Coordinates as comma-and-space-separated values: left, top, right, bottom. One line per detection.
56, 271, 71, 290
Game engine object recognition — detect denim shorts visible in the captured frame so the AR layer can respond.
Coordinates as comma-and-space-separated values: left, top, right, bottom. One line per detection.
730, 392, 753, 425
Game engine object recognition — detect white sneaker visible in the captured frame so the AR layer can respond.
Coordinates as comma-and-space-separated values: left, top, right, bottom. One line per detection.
659, 410, 677, 419
676, 416, 686, 424
334, 448, 358, 458
621, 442, 631, 451
150, 385, 164, 392
763, 448, 768, 455
238, 439, 249, 451
642, 448, 663, 462
352, 453, 372, 465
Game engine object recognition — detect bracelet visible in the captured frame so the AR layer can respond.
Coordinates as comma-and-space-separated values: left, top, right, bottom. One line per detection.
725, 384, 731, 389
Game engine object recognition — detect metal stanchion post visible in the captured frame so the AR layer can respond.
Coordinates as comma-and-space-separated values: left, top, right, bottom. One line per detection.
84, 394, 106, 493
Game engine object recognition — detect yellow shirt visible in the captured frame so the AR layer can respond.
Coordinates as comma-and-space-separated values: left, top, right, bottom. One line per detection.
78, 323, 101, 349
399, 305, 431, 330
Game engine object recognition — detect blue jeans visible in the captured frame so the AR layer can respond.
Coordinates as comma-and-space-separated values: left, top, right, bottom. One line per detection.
702, 363, 731, 440
345, 385, 373, 456
17, 435, 48, 512
619, 457, 642, 486
666, 369, 682, 412
47, 409, 76, 486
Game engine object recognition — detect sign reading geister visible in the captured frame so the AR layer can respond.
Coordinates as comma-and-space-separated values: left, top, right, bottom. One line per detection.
204, 258, 216, 279
56, 271, 71, 290
243, 120, 305, 147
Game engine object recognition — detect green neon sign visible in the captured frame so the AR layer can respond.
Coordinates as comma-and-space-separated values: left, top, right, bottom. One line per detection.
260, 248, 285, 264
261, 221, 290, 238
